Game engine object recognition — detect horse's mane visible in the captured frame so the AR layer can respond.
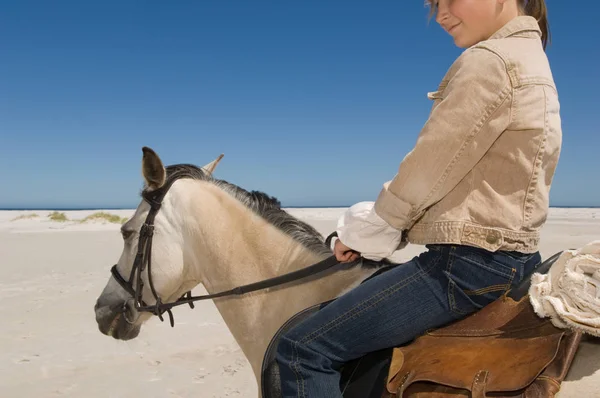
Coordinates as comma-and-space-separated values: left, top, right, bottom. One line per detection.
143, 164, 332, 257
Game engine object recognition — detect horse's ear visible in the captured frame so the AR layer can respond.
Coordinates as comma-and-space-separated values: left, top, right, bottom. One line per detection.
201, 153, 224, 176
141, 147, 166, 190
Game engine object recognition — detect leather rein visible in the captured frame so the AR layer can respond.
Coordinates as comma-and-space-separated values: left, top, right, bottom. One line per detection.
109, 174, 342, 328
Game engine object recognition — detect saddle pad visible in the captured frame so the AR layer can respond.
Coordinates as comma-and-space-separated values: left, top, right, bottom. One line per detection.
261, 301, 331, 398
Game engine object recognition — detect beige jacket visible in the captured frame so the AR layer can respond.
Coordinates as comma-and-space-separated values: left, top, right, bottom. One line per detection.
336, 16, 562, 259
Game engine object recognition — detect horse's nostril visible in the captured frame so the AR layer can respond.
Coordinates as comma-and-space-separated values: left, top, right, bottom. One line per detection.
122, 299, 139, 324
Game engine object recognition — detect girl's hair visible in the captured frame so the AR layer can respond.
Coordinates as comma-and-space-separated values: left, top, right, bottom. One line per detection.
425, 0, 550, 49
519, 0, 550, 49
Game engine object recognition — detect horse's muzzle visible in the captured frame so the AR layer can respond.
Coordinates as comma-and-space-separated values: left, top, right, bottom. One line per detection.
95, 301, 141, 340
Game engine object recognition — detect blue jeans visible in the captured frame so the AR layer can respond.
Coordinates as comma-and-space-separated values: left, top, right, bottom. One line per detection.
275, 244, 541, 397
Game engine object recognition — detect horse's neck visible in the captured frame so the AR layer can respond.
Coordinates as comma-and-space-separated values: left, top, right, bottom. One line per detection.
179, 181, 375, 380
179, 180, 325, 288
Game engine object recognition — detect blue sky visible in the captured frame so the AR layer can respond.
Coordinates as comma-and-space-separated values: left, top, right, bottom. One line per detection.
1, 1, 598, 208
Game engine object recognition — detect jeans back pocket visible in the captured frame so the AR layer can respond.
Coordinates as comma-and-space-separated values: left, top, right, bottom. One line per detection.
445, 245, 518, 316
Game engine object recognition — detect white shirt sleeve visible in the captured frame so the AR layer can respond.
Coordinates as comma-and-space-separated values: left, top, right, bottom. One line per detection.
329, 201, 405, 261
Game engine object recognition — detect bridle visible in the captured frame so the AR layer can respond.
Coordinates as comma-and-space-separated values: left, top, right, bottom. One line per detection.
110, 173, 344, 327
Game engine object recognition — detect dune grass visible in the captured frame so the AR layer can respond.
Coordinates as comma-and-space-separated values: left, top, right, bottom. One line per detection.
11, 213, 40, 221
33, 211, 128, 224
80, 212, 128, 224
48, 211, 68, 222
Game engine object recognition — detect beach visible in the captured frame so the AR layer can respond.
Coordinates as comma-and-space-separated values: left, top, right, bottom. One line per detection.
1, 207, 599, 397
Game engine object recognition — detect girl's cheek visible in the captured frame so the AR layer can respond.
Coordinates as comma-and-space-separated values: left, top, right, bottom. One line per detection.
449, 0, 467, 20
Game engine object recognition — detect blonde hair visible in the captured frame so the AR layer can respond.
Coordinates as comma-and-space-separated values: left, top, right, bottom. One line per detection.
424, 0, 550, 49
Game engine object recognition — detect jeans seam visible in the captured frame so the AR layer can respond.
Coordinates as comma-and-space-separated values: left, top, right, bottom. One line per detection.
446, 246, 458, 314
291, 338, 304, 398
519, 262, 525, 282
289, 252, 442, 396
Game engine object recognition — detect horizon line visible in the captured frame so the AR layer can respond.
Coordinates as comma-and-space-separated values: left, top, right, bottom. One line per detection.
1, 205, 599, 210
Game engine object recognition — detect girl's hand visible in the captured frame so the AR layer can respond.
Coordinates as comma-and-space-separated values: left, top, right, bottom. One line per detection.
334, 239, 360, 263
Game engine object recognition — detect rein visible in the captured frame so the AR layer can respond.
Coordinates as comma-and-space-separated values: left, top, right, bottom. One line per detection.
109, 174, 344, 327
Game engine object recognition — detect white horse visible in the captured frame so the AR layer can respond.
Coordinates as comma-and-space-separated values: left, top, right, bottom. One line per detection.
94, 147, 381, 396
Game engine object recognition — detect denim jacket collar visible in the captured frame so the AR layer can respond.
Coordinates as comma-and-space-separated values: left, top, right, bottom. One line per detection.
489, 15, 541, 40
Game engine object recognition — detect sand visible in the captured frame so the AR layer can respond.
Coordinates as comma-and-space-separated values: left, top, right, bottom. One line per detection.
0, 207, 599, 397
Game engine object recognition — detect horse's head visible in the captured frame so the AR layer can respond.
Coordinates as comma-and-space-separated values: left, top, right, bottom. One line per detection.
94, 147, 223, 340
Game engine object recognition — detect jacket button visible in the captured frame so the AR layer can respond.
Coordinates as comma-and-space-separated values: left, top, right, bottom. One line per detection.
486, 234, 499, 245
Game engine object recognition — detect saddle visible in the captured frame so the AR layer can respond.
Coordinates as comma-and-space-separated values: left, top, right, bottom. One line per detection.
384, 251, 583, 398
261, 251, 583, 398
384, 294, 582, 397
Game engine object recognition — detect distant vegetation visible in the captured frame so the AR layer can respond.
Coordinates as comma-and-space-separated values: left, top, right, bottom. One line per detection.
80, 212, 128, 224
14, 211, 128, 224
11, 213, 39, 221
48, 211, 68, 222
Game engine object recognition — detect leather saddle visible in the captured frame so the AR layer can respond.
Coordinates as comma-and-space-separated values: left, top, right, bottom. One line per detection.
261, 251, 582, 398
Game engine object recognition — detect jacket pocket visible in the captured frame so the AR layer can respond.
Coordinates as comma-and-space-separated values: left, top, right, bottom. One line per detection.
445, 246, 516, 316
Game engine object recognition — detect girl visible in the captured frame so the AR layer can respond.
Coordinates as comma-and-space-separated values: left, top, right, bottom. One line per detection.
276, 0, 561, 397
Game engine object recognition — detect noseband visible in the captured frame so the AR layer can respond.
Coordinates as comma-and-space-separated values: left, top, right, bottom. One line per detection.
110, 173, 344, 328
110, 176, 186, 327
